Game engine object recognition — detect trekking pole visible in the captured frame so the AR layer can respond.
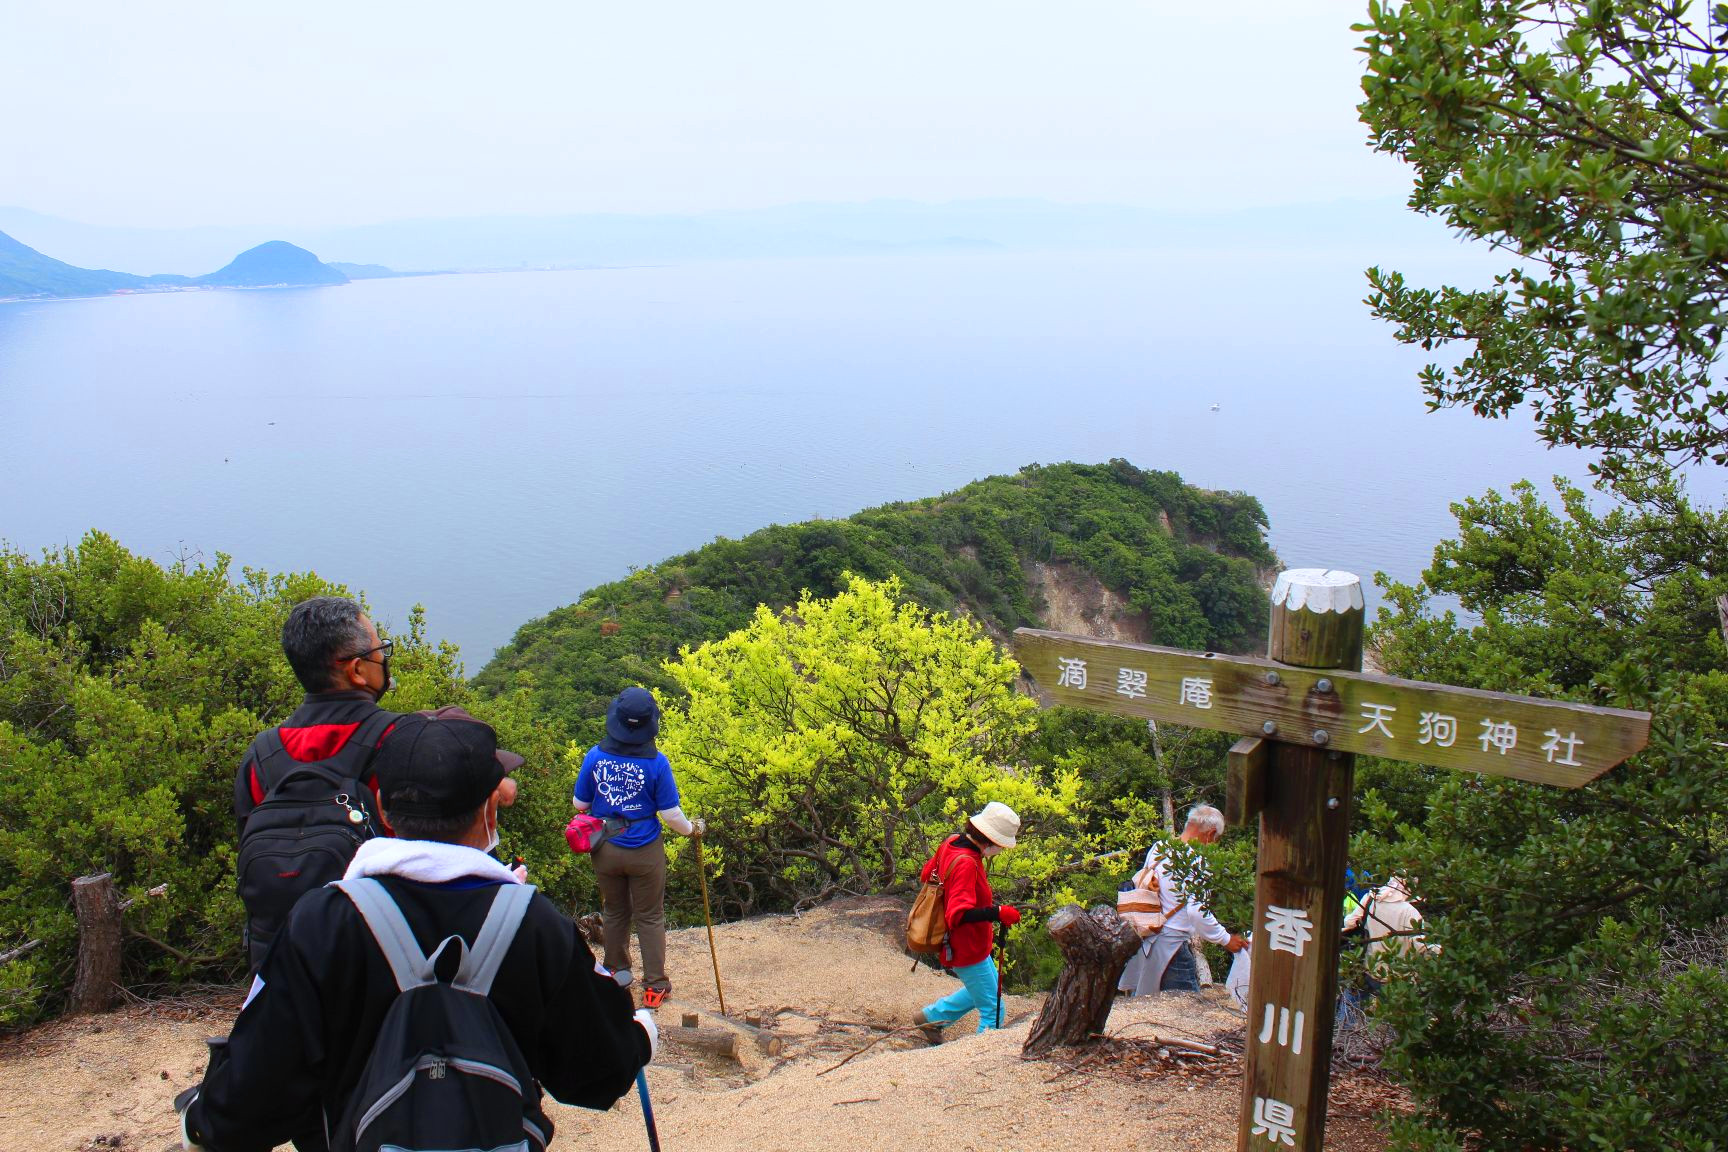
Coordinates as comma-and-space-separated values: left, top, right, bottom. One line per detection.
613, 969, 663, 1152
692, 830, 727, 1016
635, 1068, 663, 1152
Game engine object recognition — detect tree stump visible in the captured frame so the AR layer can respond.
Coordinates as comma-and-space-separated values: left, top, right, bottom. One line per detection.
1022, 903, 1140, 1057
71, 873, 122, 1014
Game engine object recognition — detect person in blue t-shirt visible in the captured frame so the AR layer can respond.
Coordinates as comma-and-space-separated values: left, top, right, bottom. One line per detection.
573, 686, 705, 1005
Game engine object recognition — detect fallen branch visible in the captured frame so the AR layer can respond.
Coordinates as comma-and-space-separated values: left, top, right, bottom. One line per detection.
0, 939, 43, 965
125, 926, 220, 967
1105, 1026, 1220, 1057
117, 883, 170, 914
815, 1026, 919, 1076
1054, 849, 1128, 875
818, 1017, 902, 1032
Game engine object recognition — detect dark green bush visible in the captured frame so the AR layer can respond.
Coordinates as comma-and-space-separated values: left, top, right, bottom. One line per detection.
1361, 475, 1728, 1149
0, 534, 585, 1027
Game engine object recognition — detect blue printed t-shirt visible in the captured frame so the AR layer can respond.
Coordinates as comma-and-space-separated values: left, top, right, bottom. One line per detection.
573, 745, 679, 849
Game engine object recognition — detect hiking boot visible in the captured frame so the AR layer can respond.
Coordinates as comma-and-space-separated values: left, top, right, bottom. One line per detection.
914, 1009, 943, 1045
643, 983, 670, 1010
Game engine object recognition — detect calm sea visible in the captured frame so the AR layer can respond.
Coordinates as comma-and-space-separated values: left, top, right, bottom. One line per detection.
3, 251, 1706, 666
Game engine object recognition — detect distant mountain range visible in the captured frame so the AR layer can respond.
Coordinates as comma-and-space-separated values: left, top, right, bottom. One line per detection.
0, 198, 1472, 280
0, 232, 369, 300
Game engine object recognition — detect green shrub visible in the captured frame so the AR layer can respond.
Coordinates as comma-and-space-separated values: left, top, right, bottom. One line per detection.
0, 534, 585, 1027
1362, 475, 1728, 1149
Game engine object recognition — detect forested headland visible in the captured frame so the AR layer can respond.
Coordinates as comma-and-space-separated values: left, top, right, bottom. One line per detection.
475, 459, 1276, 745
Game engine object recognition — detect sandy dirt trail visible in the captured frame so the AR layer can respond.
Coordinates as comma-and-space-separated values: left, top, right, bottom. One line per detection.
0, 898, 1398, 1151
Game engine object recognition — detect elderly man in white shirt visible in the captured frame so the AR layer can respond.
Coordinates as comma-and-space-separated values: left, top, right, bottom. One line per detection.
1117, 805, 1247, 995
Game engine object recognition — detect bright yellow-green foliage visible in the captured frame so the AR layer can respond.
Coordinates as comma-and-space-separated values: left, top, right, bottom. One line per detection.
652, 575, 1079, 915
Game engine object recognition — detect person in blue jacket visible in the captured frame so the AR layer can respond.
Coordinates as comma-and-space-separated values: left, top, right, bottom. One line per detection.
573, 686, 704, 1006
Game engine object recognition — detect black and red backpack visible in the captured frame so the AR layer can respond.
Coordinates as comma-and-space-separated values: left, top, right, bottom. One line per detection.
236, 709, 398, 969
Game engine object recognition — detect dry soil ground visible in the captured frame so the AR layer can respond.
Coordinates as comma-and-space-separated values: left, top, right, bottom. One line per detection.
0, 897, 1403, 1151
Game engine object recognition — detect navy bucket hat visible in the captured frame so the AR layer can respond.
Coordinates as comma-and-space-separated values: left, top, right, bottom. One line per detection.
605, 686, 660, 747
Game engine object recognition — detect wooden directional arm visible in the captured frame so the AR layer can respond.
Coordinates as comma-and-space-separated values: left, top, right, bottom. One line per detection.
1013, 628, 1650, 788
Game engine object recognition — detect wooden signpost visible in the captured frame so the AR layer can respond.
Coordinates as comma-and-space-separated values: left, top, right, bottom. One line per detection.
1013, 568, 1651, 1151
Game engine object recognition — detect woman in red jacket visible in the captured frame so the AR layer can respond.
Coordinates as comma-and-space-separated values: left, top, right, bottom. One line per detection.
914, 802, 1022, 1037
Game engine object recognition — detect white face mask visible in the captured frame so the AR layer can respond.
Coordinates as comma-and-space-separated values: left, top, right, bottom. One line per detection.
980, 842, 1004, 858
483, 807, 500, 855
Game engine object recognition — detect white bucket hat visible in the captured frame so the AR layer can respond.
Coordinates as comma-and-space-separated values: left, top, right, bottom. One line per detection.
969, 801, 1020, 849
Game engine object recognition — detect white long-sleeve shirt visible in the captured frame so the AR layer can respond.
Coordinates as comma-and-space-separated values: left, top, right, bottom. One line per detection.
1143, 843, 1232, 946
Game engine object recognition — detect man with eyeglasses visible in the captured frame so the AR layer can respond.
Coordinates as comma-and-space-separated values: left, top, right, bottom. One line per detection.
234, 596, 398, 837
233, 597, 405, 978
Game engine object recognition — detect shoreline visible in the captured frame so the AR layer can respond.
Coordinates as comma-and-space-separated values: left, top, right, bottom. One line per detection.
0, 265, 649, 305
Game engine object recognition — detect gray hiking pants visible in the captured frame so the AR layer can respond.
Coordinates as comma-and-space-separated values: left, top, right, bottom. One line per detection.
593, 836, 669, 988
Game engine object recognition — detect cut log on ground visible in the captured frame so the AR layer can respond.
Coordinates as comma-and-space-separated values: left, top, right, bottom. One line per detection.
71, 874, 122, 1014
1022, 903, 1141, 1057
661, 1024, 741, 1062
1134, 1033, 1221, 1057
683, 1007, 785, 1057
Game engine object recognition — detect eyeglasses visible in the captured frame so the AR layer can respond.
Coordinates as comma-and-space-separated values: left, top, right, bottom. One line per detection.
345, 640, 394, 664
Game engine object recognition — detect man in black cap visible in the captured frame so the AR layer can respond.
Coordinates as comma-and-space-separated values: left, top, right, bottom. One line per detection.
179, 708, 655, 1152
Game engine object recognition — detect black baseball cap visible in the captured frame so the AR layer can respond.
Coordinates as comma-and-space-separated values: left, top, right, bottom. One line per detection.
375, 706, 524, 819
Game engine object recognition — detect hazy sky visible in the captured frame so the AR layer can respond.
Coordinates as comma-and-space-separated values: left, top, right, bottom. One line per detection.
3, 1, 1406, 229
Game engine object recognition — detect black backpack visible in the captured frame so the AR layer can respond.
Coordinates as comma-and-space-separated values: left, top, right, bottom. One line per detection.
236, 709, 397, 969
331, 878, 550, 1152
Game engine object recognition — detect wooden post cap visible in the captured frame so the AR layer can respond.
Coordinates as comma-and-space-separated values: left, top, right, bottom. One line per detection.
1269, 569, 1365, 671
1270, 569, 1364, 615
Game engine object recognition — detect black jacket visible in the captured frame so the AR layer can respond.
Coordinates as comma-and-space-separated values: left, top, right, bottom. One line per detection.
184, 874, 648, 1152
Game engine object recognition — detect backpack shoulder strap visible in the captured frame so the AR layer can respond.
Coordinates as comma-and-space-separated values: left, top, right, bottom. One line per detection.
335, 878, 435, 992
333, 708, 400, 775
454, 884, 536, 996
924, 839, 964, 887
247, 727, 291, 793
252, 725, 288, 763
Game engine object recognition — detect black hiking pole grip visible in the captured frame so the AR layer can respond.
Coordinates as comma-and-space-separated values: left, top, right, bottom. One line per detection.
995, 922, 1005, 1030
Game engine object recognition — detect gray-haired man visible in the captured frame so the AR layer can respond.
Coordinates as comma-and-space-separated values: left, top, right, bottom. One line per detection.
1118, 804, 1247, 995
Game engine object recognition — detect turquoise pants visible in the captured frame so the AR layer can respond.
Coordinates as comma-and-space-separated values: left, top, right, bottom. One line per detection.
922, 955, 1001, 1033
